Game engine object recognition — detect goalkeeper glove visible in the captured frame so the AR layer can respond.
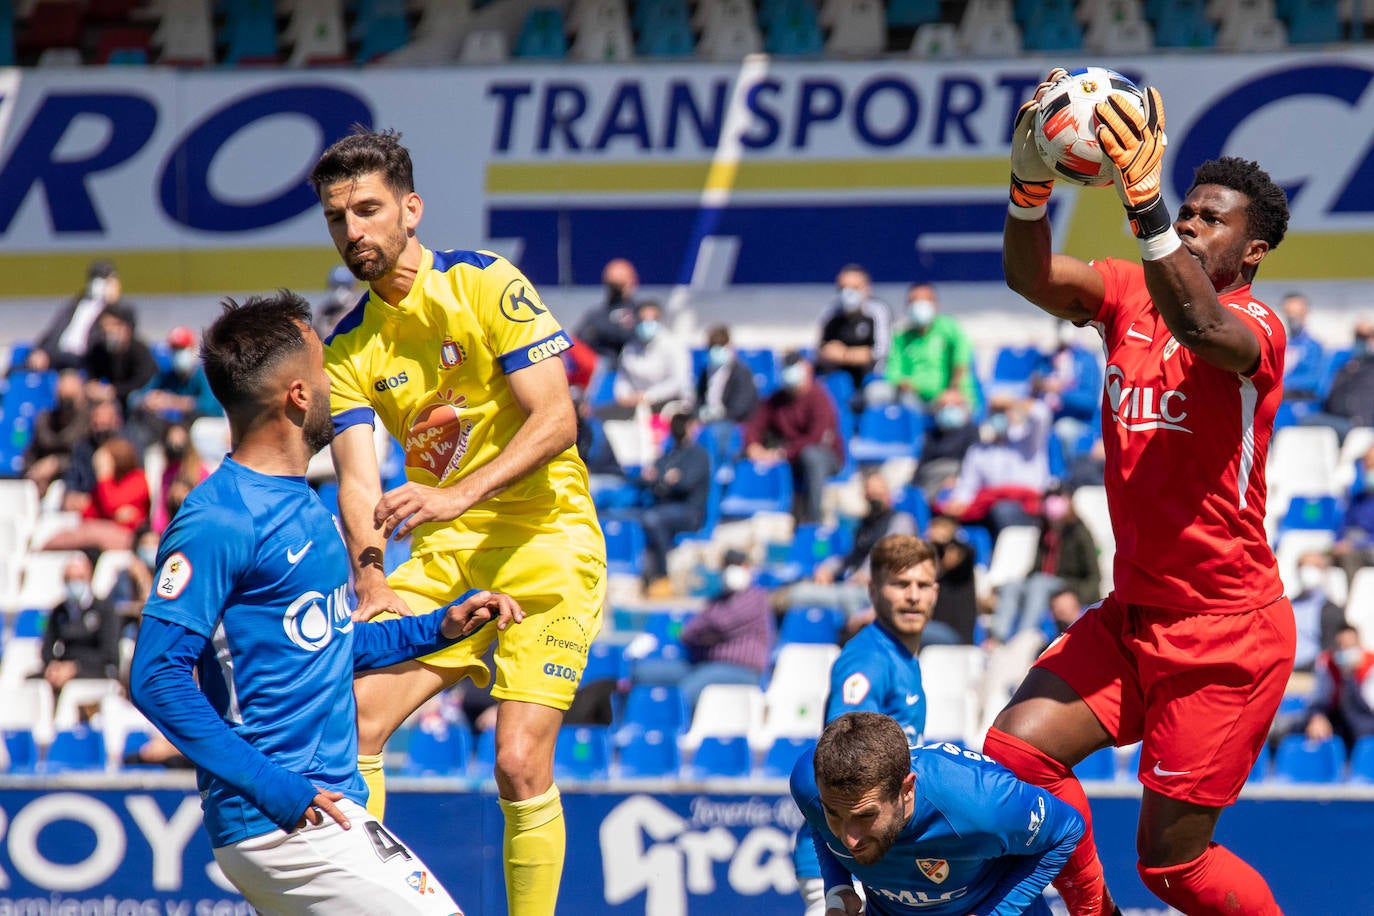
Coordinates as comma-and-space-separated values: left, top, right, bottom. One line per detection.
1095, 86, 1179, 259
1008, 68, 1067, 220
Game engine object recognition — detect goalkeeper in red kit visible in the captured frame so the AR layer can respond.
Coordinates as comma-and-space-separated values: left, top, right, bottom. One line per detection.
989, 70, 1295, 915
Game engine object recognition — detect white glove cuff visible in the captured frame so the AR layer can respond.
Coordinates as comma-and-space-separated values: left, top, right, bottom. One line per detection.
1138, 227, 1183, 261
825, 887, 851, 912
1008, 202, 1048, 221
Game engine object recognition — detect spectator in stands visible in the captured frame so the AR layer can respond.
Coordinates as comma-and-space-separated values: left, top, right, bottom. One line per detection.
577, 257, 640, 360
1300, 624, 1374, 756
128, 326, 220, 447
1332, 444, 1374, 584
83, 436, 150, 534
1281, 292, 1325, 402
695, 324, 758, 462
60, 396, 124, 517
314, 265, 360, 338
631, 550, 774, 710
790, 470, 917, 619
626, 411, 711, 597
880, 281, 978, 413
744, 352, 843, 524
925, 514, 979, 645
988, 487, 1100, 645
913, 390, 978, 502
38, 552, 121, 709
816, 263, 891, 401
980, 587, 1090, 736
24, 369, 87, 497
1305, 319, 1374, 437
940, 392, 1053, 534
82, 305, 157, 413
26, 259, 124, 372
1046, 587, 1086, 640
153, 423, 210, 532
1032, 321, 1102, 463
1291, 551, 1346, 673
573, 392, 625, 497
110, 525, 159, 614
612, 300, 694, 418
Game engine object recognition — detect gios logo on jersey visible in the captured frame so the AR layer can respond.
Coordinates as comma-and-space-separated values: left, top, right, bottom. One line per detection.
526, 332, 572, 365
283, 582, 352, 652
1105, 365, 1190, 433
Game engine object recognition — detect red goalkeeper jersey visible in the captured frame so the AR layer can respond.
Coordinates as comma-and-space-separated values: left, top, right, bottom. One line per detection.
1088, 257, 1285, 613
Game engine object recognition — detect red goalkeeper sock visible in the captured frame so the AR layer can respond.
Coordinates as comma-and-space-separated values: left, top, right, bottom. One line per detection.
983, 727, 1115, 916
1138, 843, 1283, 915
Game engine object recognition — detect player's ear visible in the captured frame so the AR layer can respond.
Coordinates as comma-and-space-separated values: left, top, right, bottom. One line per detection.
403, 192, 423, 233
1243, 237, 1269, 268
285, 377, 310, 416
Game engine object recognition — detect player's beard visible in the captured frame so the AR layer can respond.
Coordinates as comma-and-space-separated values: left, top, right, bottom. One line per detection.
850, 815, 905, 866
303, 390, 334, 455
346, 219, 407, 282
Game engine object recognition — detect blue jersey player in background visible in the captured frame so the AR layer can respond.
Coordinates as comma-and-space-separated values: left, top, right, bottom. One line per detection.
796, 534, 936, 913
791, 712, 1084, 916
130, 292, 522, 915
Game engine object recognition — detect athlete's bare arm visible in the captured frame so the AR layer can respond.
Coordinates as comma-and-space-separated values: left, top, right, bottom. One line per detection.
331, 423, 409, 621
373, 356, 578, 539
1003, 215, 1105, 325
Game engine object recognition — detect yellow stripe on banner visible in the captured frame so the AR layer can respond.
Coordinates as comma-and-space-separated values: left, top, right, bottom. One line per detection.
485, 157, 1012, 193
0, 247, 344, 298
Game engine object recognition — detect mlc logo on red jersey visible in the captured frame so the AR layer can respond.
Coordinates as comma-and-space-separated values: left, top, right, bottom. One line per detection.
1106, 365, 1190, 433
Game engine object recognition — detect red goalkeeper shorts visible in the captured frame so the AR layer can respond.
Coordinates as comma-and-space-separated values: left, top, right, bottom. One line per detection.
1035, 591, 1295, 807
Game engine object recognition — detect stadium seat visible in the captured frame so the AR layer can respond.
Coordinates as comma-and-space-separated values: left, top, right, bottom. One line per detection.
458, 28, 508, 63
758, 735, 816, 778
401, 723, 470, 776
1344, 567, 1374, 647
1279, 495, 1341, 534
11, 550, 84, 612
777, 605, 844, 645
824, 0, 886, 56
737, 349, 781, 395
601, 516, 647, 577
893, 486, 931, 533
284, 0, 349, 65
983, 525, 1040, 590
958, 525, 993, 568
919, 645, 984, 744
617, 728, 680, 778
759, 642, 838, 748
0, 681, 54, 761
94, 26, 152, 63
0, 3, 13, 66
13, 608, 44, 638
849, 404, 923, 462
219, 0, 279, 64
470, 728, 496, 776
1272, 734, 1345, 783
908, 21, 960, 56
53, 678, 122, 731
1287, 0, 1342, 42
1334, 426, 1374, 491
1023, 9, 1084, 47
764, 18, 823, 53
1073, 746, 1117, 781
570, 19, 635, 61
1270, 425, 1341, 499
681, 683, 766, 752
583, 639, 629, 683
887, 0, 940, 26
636, 19, 694, 54
616, 684, 687, 742
554, 725, 612, 780
636, 0, 691, 30
759, 521, 834, 586
1248, 744, 1270, 783
44, 726, 105, 773
719, 460, 793, 518
17, 1, 82, 58
1086, 15, 1154, 49
1349, 735, 1374, 782
100, 694, 156, 771
688, 735, 753, 779
515, 8, 568, 57
3, 730, 37, 773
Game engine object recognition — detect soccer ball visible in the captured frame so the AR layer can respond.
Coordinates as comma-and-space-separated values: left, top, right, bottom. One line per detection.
1033, 67, 1146, 188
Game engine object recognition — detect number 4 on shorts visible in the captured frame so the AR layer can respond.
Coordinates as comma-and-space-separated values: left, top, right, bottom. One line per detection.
366, 821, 414, 863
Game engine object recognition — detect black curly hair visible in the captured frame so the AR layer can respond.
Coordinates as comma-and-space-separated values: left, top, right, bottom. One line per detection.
1189, 156, 1289, 250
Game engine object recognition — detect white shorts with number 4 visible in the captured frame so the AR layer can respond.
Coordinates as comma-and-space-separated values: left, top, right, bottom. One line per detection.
213, 800, 462, 916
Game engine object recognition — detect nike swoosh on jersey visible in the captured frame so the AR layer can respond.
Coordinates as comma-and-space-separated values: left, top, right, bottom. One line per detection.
906, 694, 921, 705
1126, 325, 1153, 342
1152, 762, 1192, 777
286, 541, 313, 564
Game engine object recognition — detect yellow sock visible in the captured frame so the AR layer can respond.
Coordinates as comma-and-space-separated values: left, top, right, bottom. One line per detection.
499, 784, 565, 916
358, 753, 386, 820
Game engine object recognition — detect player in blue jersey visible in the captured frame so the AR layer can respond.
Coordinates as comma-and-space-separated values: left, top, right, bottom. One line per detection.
796, 534, 937, 912
130, 292, 522, 915
792, 712, 1084, 916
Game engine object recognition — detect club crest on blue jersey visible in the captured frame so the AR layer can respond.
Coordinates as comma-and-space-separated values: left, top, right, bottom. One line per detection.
282, 582, 352, 652
916, 858, 949, 883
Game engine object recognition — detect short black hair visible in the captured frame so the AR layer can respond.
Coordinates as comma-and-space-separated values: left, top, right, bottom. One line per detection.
1189, 156, 1289, 250
201, 291, 313, 419
310, 127, 415, 198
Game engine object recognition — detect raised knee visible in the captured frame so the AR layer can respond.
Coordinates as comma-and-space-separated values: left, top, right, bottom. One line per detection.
355, 712, 389, 755
495, 737, 553, 799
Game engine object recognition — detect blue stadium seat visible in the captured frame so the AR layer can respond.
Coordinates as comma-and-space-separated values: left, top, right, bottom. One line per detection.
959, 525, 993, 567
119, 732, 160, 771
353, 12, 410, 61
401, 723, 470, 777
587, 368, 619, 409
634, 0, 690, 30
44, 727, 105, 773
1272, 734, 1344, 783
637, 21, 694, 55
219, 0, 278, 63
470, 728, 496, 776
601, 516, 647, 576
719, 460, 794, 518
515, 8, 568, 58
689, 735, 753, 779
583, 639, 628, 683
1153, 0, 1216, 46
1015, 0, 1072, 23
617, 684, 687, 740
14, 609, 44, 638
1024, 11, 1083, 49
777, 605, 844, 645
617, 728, 681, 778
991, 346, 1042, 393
4, 370, 58, 418
0, 1, 12, 68
849, 404, 923, 462
315, 481, 340, 518
1072, 746, 1117, 781
759, 521, 835, 586
1249, 745, 1270, 783
894, 487, 931, 533
1348, 736, 1374, 782
759, 736, 816, 778
886, 0, 940, 27
3, 731, 38, 774
1287, 0, 1341, 43
737, 349, 781, 395
1280, 495, 1341, 534
554, 725, 612, 780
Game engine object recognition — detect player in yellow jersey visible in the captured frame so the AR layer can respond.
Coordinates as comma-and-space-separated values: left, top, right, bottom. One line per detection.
308, 129, 606, 916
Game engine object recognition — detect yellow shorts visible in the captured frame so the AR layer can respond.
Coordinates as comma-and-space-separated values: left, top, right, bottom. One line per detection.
383, 544, 606, 711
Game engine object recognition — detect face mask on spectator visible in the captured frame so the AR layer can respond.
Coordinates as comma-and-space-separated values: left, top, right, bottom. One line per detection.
635, 320, 659, 343
1356, 335, 1372, 356
839, 287, 864, 311
1337, 646, 1364, 672
708, 345, 730, 368
1364, 469, 1374, 492
65, 580, 88, 604
781, 363, 807, 389
722, 564, 752, 593
1297, 564, 1326, 595
137, 545, 158, 568
1043, 494, 1070, 522
172, 349, 197, 375
908, 299, 936, 328
981, 411, 1009, 442
934, 404, 968, 430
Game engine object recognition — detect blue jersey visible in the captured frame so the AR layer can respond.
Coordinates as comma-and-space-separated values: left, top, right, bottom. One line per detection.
825, 621, 926, 744
137, 458, 459, 847
790, 742, 1084, 916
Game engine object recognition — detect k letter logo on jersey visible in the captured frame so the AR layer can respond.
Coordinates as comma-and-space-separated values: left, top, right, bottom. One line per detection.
499, 278, 548, 323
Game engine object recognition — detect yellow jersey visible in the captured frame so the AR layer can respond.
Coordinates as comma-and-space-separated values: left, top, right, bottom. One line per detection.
323, 247, 603, 556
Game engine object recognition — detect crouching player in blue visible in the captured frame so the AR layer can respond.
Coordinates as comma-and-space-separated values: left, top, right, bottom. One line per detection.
792, 712, 1084, 916
130, 292, 522, 915
796, 534, 936, 912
